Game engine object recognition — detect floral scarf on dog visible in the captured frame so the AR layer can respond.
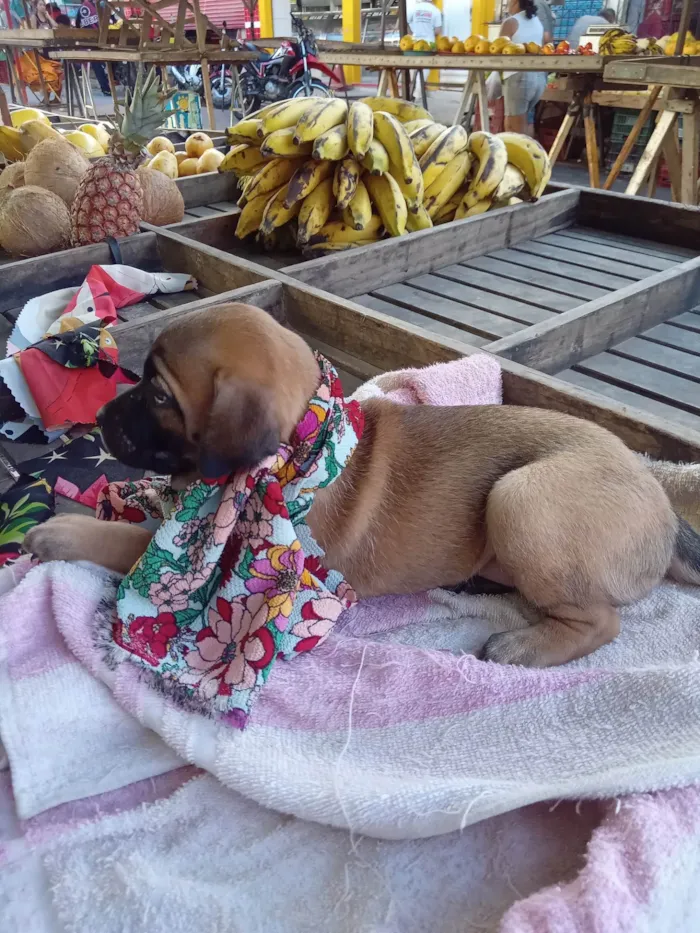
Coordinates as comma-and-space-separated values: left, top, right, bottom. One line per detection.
96, 355, 364, 726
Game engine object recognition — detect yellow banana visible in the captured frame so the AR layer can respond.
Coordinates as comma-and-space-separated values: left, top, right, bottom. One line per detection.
219, 144, 268, 176
297, 177, 335, 245
456, 197, 492, 220
497, 132, 551, 200
347, 100, 374, 160
365, 172, 407, 237
392, 170, 424, 212
311, 123, 348, 161
372, 110, 420, 188
341, 178, 373, 230
259, 183, 302, 236
308, 214, 383, 245
493, 163, 526, 203
405, 204, 433, 232
227, 118, 264, 145
333, 157, 361, 211
235, 189, 280, 239
360, 97, 431, 123
260, 128, 313, 158
424, 151, 472, 218
419, 125, 469, 187
294, 98, 348, 144
284, 158, 334, 208
409, 122, 447, 158
360, 138, 390, 175
432, 192, 463, 225
245, 158, 304, 199
0, 126, 24, 162
462, 131, 508, 209
403, 118, 435, 134
261, 97, 325, 135
18, 119, 64, 154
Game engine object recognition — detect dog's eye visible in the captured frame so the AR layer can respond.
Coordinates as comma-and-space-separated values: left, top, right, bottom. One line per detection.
152, 388, 170, 406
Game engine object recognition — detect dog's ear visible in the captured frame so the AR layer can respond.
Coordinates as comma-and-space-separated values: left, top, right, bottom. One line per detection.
198, 374, 281, 479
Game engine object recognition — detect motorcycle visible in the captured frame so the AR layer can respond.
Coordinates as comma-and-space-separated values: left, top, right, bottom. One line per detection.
168, 63, 203, 96
232, 13, 342, 118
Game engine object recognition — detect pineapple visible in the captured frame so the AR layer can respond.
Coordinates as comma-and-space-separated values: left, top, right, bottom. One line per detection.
70, 68, 172, 246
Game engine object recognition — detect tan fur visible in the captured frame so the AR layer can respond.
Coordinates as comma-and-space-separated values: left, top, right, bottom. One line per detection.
25, 303, 680, 667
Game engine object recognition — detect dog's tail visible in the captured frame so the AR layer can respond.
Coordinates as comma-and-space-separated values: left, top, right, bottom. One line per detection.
668, 515, 700, 585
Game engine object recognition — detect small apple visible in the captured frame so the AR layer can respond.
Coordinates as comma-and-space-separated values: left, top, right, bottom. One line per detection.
185, 131, 214, 158
149, 150, 178, 179
177, 157, 199, 177
196, 149, 224, 173
146, 135, 175, 156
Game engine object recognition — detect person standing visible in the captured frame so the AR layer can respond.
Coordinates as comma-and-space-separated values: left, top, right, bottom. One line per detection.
499, 0, 545, 135
569, 8, 615, 49
407, 0, 442, 45
533, 0, 553, 44
75, 1, 112, 96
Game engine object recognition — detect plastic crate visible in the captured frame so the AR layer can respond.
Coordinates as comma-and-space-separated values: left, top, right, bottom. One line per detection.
611, 108, 655, 134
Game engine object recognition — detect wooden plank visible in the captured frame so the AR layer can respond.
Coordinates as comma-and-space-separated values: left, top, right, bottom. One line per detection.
557, 226, 697, 262
486, 256, 700, 372
603, 59, 700, 89
643, 321, 700, 353
151, 228, 273, 292
577, 188, 700, 250
280, 281, 700, 461
670, 311, 700, 333
319, 51, 605, 73
556, 368, 700, 433
209, 200, 239, 212
183, 205, 222, 218
436, 263, 581, 313
371, 283, 524, 339
161, 213, 240, 248
175, 171, 238, 210
0, 234, 160, 313
487, 247, 635, 291
536, 232, 677, 273
576, 352, 700, 414
405, 273, 557, 325
510, 240, 646, 281
355, 294, 488, 347
283, 188, 581, 298
460, 254, 611, 300
114, 281, 284, 373
681, 106, 700, 206
610, 335, 700, 382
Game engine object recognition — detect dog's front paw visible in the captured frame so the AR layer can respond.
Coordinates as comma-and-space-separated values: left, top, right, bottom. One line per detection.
24, 515, 104, 564
479, 630, 538, 667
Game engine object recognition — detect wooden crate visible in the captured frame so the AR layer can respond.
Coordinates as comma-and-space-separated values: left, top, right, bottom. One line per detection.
477, 189, 700, 436
110, 275, 700, 463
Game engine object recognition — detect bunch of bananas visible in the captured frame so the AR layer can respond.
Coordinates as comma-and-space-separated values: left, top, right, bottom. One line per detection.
599, 28, 639, 55
221, 97, 551, 256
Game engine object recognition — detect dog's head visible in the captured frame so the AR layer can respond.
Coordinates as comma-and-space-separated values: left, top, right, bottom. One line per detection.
98, 303, 320, 481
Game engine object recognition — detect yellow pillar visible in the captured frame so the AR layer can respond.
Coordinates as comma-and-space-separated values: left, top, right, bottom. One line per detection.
428, 0, 443, 86
342, 0, 361, 86
258, 0, 273, 39
472, 0, 495, 38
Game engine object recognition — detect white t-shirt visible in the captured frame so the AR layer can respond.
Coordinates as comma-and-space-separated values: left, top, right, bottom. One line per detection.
408, 1, 442, 43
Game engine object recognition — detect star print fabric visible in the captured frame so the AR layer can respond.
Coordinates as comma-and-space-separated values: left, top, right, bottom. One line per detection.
20, 428, 144, 510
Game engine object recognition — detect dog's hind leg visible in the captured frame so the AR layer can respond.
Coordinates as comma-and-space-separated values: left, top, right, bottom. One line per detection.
480, 456, 674, 667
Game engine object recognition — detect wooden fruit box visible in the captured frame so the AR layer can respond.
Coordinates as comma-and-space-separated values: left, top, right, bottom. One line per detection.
160, 183, 573, 275
110, 275, 700, 464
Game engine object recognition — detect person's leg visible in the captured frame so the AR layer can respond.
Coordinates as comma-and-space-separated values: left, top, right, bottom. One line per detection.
503, 74, 528, 134
92, 61, 111, 96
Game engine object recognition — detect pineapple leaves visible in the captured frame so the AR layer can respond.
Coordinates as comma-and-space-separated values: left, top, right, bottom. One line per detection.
120, 66, 177, 155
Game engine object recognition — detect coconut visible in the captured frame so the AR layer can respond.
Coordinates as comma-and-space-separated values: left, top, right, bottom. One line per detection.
136, 167, 185, 226
0, 185, 70, 257
24, 138, 90, 205
0, 162, 26, 203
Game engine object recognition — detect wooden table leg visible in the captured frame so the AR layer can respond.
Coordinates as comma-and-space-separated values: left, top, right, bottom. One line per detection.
662, 129, 682, 202
603, 85, 661, 190
626, 108, 676, 196
453, 72, 475, 127
681, 104, 699, 205
548, 108, 576, 165
583, 92, 600, 188
476, 71, 490, 132
377, 68, 389, 96
106, 62, 120, 117
418, 69, 428, 110
0, 87, 10, 125
388, 68, 400, 98
646, 151, 661, 197
200, 58, 216, 131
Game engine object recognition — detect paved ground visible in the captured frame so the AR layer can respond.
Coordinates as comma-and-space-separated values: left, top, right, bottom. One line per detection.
2, 79, 669, 198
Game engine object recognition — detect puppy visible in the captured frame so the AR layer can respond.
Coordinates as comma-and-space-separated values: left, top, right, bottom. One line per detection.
25, 303, 700, 667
